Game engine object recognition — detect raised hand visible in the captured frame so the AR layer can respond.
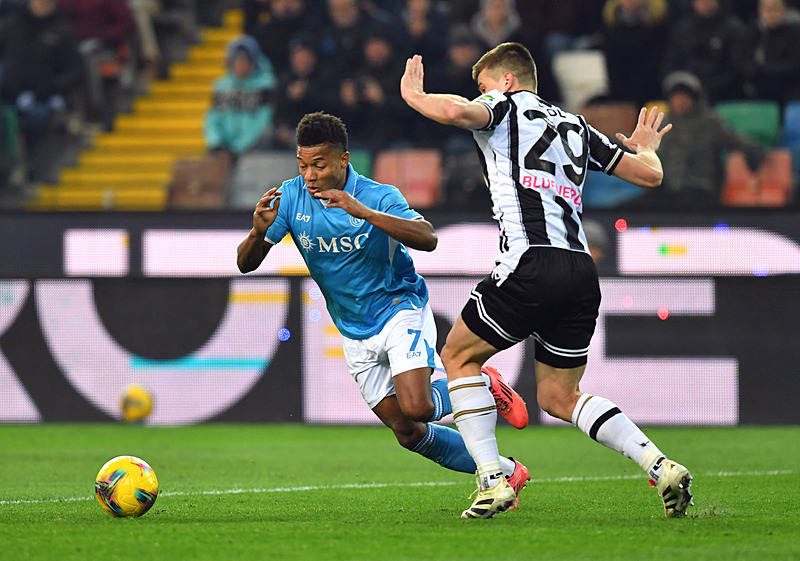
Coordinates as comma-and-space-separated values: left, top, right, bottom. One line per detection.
400, 54, 425, 102
253, 187, 282, 234
616, 106, 672, 154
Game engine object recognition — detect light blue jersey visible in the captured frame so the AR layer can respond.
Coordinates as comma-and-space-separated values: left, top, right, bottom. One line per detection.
264, 164, 429, 339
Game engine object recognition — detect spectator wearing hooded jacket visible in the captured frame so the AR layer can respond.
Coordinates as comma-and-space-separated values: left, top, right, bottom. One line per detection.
204, 35, 277, 162
60, 0, 135, 129
652, 71, 765, 206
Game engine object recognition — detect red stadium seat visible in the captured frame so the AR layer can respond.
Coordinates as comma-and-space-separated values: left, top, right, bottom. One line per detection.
372, 149, 443, 208
721, 151, 760, 206
721, 149, 793, 206
758, 149, 793, 206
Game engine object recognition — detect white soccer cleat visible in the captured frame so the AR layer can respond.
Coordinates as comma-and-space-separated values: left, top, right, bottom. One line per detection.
654, 460, 694, 518
461, 477, 517, 519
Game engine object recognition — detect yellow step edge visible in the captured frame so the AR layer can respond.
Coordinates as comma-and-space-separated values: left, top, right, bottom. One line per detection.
79, 153, 176, 166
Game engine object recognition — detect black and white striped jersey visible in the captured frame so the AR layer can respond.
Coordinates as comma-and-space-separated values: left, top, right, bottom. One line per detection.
472, 89, 623, 281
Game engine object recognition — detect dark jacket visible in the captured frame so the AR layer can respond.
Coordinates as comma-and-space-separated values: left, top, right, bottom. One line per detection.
662, 9, 746, 103
659, 100, 765, 196
0, 5, 82, 103
737, 18, 800, 105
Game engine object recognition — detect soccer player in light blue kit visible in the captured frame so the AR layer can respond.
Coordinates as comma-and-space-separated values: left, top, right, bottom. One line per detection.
236, 112, 529, 504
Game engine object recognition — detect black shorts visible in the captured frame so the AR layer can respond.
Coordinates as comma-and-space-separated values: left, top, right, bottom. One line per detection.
461, 247, 601, 368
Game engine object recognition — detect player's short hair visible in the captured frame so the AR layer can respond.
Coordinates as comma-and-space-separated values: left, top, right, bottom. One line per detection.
296, 112, 349, 153
472, 42, 538, 92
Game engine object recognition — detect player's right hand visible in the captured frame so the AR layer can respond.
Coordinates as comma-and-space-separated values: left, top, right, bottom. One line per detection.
253, 187, 282, 234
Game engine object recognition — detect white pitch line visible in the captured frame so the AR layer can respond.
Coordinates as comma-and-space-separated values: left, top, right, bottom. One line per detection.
0, 470, 792, 506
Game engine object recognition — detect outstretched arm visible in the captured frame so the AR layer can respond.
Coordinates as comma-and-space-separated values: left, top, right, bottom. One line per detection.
611, 106, 672, 188
236, 187, 281, 273
314, 189, 437, 252
400, 54, 491, 130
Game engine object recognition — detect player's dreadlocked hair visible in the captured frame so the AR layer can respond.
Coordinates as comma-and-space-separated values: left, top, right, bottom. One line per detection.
296, 112, 349, 153
472, 42, 538, 93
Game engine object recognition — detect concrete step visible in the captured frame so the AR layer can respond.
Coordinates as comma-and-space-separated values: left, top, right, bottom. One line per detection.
29, 186, 168, 211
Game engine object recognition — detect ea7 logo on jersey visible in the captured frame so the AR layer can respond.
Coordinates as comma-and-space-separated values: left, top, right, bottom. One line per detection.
316, 234, 369, 253
296, 213, 311, 222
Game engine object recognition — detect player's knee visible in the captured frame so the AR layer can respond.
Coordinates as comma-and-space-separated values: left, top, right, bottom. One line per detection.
439, 344, 461, 373
398, 396, 434, 422
537, 391, 573, 423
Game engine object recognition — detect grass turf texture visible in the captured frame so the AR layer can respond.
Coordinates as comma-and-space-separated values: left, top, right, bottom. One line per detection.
0, 424, 797, 561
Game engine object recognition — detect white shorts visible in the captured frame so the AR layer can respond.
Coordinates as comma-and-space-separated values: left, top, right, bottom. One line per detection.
342, 303, 444, 409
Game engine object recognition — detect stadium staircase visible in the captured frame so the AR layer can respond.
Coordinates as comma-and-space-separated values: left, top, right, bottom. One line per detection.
26, 10, 243, 211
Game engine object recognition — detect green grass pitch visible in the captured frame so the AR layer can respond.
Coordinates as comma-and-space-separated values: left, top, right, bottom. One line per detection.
0, 424, 797, 560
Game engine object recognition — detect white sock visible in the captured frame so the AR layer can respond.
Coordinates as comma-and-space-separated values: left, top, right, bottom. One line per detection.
477, 373, 515, 477
500, 456, 516, 477
572, 394, 666, 480
448, 376, 503, 487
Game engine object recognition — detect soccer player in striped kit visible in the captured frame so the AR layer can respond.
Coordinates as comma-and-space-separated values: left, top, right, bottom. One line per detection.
401, 42, 693, 519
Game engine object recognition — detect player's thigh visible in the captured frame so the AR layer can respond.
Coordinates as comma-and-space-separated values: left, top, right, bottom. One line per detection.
342, 337, 396, 409
384, 304, 442, 376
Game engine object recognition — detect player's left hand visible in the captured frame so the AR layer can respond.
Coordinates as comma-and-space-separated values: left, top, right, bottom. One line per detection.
616, 106, 672, 153
313, 188, 371, 219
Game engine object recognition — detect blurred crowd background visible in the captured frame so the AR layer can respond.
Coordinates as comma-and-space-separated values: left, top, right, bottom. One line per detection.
1, 0, 799, 211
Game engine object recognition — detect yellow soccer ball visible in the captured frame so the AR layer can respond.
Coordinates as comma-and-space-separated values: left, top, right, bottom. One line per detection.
120, 384, 153, 423
94, 456, 159, 517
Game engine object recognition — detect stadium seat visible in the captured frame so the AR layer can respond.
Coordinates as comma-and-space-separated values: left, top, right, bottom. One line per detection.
582, 170, 645, 209
552, 50, 609, 113
721, 151, 760, 206
169, 154, 230, 209
715, 100, 781, 146
348, 149, 372, 177
780, 100, 800, 174
758, 149, 793, 206
578, 101, 639, 139
228, 150, 300, 210
372, 149, 442, 208
721, 149, 793, 206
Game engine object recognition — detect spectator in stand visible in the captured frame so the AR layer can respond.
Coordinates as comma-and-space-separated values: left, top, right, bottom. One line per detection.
273, 37, 338, 149
253, 0, 317, 73
737, 0, 800, 106
469, 0, 559, 101
421, 25, 483, 150
652, 71, 765, 206
400, 0, 450, 73
442, 0, 479, 26
517, 0, 602, 60
661, 0, 746, 104
126, 0, 162, 81
317, 0, 400, 77
204, 35, 277, 163
601, 0, 669, 105
0, 0, 82, 182
60, 0, 136, 130
338, 27, 410, 151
